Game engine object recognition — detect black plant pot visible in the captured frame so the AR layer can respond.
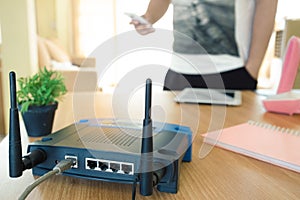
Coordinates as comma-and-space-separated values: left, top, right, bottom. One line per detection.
18, 103, 58, 137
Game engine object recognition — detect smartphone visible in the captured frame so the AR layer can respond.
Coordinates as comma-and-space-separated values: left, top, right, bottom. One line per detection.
124, 12, 150, 25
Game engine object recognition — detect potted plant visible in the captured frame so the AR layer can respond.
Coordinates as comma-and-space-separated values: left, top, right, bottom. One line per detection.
17, 67, 67, 137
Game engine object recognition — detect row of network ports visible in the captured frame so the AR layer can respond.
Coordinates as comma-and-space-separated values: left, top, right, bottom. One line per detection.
85, 158, 134, 175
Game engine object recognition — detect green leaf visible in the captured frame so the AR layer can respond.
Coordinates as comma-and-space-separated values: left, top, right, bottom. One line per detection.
17, 67, 67, 112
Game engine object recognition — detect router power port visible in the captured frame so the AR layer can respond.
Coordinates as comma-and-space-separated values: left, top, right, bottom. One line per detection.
86, 159, 98, 170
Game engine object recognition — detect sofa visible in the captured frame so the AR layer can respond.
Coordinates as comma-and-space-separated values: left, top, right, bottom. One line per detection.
37, 36, 98, 92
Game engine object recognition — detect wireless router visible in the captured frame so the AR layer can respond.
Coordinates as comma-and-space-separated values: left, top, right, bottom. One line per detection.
9, 73, 192, 197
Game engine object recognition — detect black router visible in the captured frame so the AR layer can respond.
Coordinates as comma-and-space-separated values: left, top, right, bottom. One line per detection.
9, 72, 192, 196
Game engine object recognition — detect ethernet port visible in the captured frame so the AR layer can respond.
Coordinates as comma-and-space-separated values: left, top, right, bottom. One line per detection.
110, 162, 121, 173
99, 161, 109, 171
87, 160, 97, 170
122, 164, 133, 175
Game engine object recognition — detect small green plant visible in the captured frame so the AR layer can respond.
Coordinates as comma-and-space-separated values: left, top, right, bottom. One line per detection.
17, 67, 67, 112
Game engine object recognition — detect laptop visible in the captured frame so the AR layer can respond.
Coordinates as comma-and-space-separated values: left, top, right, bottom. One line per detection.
174, 88, 242, 106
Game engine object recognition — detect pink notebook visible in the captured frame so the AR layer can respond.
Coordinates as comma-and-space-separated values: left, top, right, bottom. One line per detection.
203, 121, 300, 173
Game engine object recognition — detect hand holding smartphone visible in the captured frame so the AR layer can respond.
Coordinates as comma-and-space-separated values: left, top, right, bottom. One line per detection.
125, 12, 155, 35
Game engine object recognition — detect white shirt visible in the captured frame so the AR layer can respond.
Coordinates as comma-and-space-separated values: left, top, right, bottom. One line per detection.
170, 0, 256, 74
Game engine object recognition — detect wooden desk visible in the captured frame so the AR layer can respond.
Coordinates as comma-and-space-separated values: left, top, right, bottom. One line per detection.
1, 91, 300, 199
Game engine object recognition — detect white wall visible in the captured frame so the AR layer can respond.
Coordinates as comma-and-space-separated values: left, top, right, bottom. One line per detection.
0, 0, 38, 134
276, 0, 300, 20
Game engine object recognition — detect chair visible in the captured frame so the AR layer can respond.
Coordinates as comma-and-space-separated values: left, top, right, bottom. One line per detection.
276, 36, 300, 93
262, 36, 300, 115
37, 36, 98, 92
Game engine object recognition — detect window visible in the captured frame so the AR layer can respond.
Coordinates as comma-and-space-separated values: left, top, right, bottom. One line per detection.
77, 0, 173, 56
77, 0, 115, 56
75, 0, 173, 91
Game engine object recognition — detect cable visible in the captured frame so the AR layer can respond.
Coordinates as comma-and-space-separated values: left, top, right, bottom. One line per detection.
153, 167, 166, 186
19, 169, 58, 200
131, 175, 138, 200
19, 159, 75, 200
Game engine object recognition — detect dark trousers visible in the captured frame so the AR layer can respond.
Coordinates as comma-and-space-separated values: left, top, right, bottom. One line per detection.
163, 67, 257, 91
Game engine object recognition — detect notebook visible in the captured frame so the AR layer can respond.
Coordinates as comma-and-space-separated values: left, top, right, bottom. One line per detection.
202, 121, 300, 173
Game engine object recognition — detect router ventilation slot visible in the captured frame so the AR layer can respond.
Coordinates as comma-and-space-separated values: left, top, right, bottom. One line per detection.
78, 127, 140, 147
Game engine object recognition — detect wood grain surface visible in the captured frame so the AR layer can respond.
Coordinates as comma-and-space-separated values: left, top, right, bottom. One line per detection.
1, 91, 300, 199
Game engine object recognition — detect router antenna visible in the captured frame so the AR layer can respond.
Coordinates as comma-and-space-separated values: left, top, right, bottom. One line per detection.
9, 71, 23, 177
140, 78, 154, 196
9, 71, 47, 177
